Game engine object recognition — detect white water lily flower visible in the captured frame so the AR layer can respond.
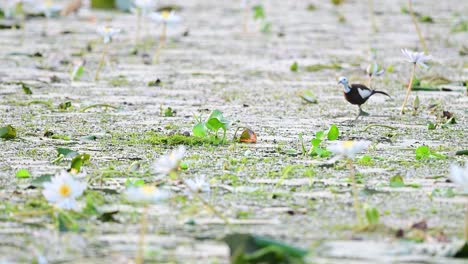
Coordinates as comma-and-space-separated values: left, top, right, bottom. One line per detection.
401, 48, 432, 69
366, 62, 385, 77
42, 171, 86, 210
152, 146, 186, 175
328, 141, 371, 159
125, 185, 169, 203
449, 162, 468, 193
185, 175, 211, 194
3, 0, 29, 19
149, 10, 181, 25
39, 0, 60, 18
96, 26, 120, 44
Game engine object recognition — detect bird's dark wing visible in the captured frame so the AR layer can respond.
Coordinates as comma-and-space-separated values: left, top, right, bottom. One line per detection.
351, 84, 373, 99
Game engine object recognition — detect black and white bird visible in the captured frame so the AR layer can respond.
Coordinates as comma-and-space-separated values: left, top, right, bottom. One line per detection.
338, 76, 391, 118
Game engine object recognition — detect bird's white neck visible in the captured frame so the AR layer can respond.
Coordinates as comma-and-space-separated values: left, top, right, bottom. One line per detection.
342, 83, 351, 93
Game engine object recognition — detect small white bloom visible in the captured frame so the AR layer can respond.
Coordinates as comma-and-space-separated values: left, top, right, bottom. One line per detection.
328, 141, 371, 159
96, 26, 121, 44
185, 175, 211, 194
449, 162, 468, 194
125, 185, 169, 203
134, 0, 156, 12
366, 62, 385, 77
152, 146, 186, 175
40, 0, 60, 18
149, 10, 181, 25
42, 171, 86, 211
401, 48, 432, 69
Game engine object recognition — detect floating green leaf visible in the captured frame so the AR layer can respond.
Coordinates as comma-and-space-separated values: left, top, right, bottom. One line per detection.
415, 146, 431, 160
358, 155, 374, 166
57, 148, 79, 159
299, 90, 318, 104
164, 107, 175, 117
0, 125, 16, 139
415, 145, 446, 160
71, 64, 85, 81
58, 101, 72, 110
431, 188, 455, 198
253, 5, 265, 20
365, 205, 380, 226
327, 124, 339, 140
31, 174, 53, 187
419, 15, 433, 23
304, 63, 341, 72
389, 175, 405, 188
70, 153, 90, 174
290, 61, 298, 72
224, 233, 308, 264
57, 211, 79, 232
16, 168, 31, 178
125, 178, 145, 187
21, 83, 32, 94
193, 122, 208, 137
206, 110, 229, 133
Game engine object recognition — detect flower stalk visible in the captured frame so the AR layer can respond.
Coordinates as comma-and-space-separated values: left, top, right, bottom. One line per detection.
136, 10, 142, 45
368, 0, 377, 33
94, 44, 108, 81
465, 204, 468, 241
401, 63, 417, 114
181, 178, 229, 224
243, 5, 249, 33
153, 23, 167, 64
408, 0, 428, 54
348, 158, 364, 228
135, 205, 149, 264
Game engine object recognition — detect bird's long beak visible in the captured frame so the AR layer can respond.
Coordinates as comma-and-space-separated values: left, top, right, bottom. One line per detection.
337, 81, 342, 84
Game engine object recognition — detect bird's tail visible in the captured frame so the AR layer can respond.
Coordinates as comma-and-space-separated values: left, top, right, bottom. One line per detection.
372, 90, 391, 98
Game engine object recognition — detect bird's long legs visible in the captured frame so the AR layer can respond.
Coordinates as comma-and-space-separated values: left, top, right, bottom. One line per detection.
355, 105, 370, 120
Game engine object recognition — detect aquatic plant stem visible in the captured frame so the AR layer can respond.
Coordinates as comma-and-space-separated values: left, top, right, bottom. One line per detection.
20, 12, 25, 44
408, 0, 428, 54
136, 205, 148, 264
401, 63, 417, 114
465, 204, 468, 241
348, 159, 364, 228
136, 10, 142, 45
243, 6, 249, 33
368, 75, 373, 89
43, 17, 48, 36
178, 175, 230, 224
80, 103, 118, 112
153, 23, 167, 64
94, 44, 109, 81
368, 0, 377, 33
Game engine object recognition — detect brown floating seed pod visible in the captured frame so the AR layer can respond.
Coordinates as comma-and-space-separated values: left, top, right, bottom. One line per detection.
239, 128, 257, 143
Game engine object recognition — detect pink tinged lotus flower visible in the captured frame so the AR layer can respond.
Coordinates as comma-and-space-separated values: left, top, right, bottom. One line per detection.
42, 171, 86, 211
401, 48, 432, 69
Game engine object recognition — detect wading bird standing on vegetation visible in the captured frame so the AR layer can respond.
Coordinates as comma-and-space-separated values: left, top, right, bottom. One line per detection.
338, 76, 391, 119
